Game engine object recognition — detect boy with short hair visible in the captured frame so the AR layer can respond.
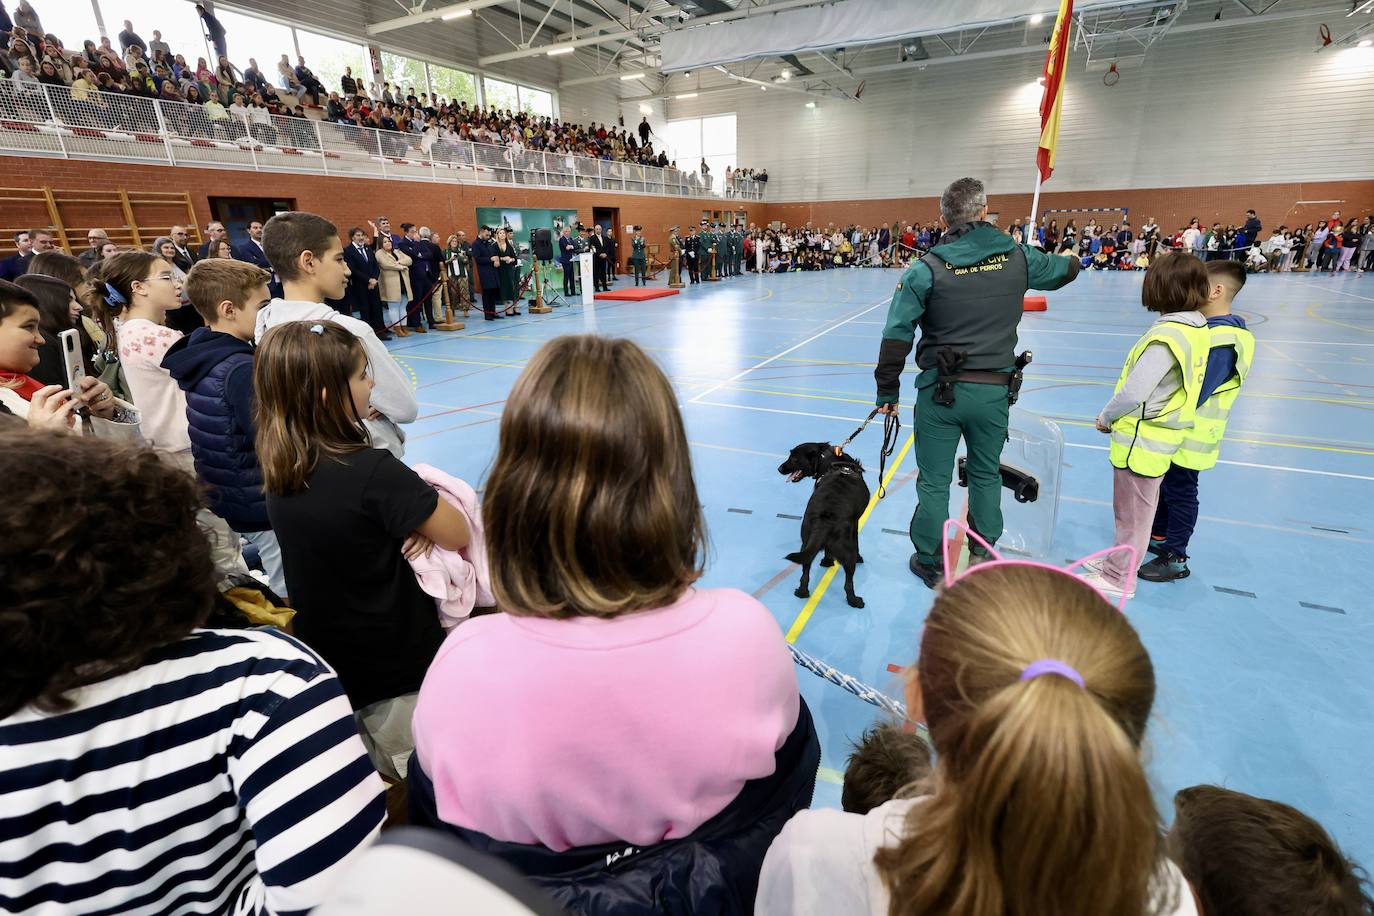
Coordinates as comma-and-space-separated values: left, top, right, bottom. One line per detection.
1169, 785, 1374, 915
254, 211, 417, 457
840, 723, 933, 815
163, 259, 288, 597
1140, 259, 1254, 582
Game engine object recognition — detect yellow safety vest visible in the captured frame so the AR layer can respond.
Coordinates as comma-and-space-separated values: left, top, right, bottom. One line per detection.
1109, 322, 1211, 477
1173, 326, 1255, 471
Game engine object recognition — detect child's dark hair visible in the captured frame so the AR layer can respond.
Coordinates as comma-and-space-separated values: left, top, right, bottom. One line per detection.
83, 251, 162, 344
1205, 258, 1247, 296
254, 321, 369, 496
1170, 785, 1374, 915
0, 278, 39, 321
27, 250, 86, 290
14, 274, 77, 338
1142, 252, 1209, 314
261, 211, 339, 282
841, 723, 933, 815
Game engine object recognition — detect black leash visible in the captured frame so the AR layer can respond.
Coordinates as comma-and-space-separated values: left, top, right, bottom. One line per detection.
834, 407, 902, 499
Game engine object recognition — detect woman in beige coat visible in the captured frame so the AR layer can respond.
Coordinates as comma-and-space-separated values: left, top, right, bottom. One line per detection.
375, 235, 414, 337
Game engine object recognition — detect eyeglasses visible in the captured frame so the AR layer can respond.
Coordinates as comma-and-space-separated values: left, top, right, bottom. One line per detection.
146, 273, 178, 283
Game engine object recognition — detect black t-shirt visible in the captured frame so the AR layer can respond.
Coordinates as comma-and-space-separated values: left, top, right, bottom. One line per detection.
268, 447, 443, 710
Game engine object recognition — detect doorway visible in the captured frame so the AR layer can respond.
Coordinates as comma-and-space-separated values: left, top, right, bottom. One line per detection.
593, 206, 620, 275
209, 197, 296, 249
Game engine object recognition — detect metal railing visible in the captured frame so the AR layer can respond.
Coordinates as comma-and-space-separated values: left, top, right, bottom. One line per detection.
0, 82, 766, 201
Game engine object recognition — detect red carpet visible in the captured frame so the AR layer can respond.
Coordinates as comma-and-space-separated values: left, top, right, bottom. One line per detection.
594, 287, 681, 302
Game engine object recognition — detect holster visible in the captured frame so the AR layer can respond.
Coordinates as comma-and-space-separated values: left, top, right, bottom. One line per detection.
1007, 350, 1033, 406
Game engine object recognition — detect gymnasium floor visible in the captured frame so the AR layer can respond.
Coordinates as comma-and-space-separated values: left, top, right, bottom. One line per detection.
387, 265, 1374, 864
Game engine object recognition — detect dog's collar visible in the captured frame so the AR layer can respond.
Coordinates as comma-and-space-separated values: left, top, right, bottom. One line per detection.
823, 463, 863, 478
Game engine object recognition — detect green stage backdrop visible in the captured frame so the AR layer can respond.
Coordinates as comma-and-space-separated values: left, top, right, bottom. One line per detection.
475, 207, 581, 300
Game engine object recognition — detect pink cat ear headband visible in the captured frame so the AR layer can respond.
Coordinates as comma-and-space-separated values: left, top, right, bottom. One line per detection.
939, 518, 1140, 614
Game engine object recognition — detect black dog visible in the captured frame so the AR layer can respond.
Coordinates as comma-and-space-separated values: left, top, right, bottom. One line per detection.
778, 442, 869, 608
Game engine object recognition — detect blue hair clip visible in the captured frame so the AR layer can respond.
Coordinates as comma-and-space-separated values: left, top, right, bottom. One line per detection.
103, 282, 127, 307
309, 323, 325, 335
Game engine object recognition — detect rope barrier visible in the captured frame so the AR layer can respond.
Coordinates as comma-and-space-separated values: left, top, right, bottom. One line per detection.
788, 643, 930, 741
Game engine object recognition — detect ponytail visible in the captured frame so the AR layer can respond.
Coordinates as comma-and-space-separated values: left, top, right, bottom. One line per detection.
875, 565, 1171, 916
84, 251, 158, 346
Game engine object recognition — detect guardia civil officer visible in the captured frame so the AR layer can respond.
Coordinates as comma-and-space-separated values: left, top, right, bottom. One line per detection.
874, 177, 1081, 587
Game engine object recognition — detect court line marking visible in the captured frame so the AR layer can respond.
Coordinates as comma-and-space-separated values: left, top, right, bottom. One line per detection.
1022, 327, 1374, 348
1059, 495, 1374, 545
687, 297, 891, 404
1306, 284, 1374, 306
690, 400, 1374, 482
784, 432, 916, 644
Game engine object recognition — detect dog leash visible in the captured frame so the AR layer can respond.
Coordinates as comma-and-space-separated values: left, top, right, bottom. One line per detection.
834, 408, 901, 499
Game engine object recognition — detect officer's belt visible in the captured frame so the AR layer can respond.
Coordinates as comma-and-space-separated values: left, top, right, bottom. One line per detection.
951, 370, 1013, 386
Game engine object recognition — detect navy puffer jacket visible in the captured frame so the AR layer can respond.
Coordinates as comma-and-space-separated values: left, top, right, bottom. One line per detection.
407, 698, 820, 915
162, 328, 269, 533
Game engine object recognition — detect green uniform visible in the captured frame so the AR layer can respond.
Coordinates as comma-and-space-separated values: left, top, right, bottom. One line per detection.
702, 228, 717, 277
875, 221, 1080, 567
630, 235, 648, 285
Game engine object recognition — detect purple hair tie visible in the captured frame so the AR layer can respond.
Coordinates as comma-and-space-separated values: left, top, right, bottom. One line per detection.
1019, 659, 1085, 689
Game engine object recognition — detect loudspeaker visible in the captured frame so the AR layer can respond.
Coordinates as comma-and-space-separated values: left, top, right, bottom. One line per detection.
532, 227, 554, 261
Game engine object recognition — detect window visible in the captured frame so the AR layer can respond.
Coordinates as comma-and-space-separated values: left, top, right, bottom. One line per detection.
483, 77, 520, 112
428, 64, 477, 107
295, 29, 366, 99
378, 51, 428, 100
31, 0, 95, 53
214, 8, 296, 86
665, 114, 737, 183
482, 77, 553, 116
96, 0, 205, 64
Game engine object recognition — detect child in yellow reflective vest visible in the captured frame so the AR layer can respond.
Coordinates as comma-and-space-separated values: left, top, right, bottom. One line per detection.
1081, 253, 1212, 599
1140, 260, 1254, 582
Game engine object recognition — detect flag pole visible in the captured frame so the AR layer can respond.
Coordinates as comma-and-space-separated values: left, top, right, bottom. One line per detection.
1029, 170, 1043, 246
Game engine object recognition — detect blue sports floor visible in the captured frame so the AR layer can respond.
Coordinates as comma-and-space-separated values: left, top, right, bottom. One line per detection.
387, 266, 1374, 864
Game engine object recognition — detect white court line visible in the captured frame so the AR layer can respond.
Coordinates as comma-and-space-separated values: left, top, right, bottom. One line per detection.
1307, 284, 1374, 305
1021, 327, 1374, 348
686, 297, 891, 404
1060, 495, 1374, 546
690, 441, 785, 459
690, 400, 1374, 483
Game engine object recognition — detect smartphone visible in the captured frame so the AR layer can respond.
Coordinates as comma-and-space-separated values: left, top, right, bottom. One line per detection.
60, 328, 85, 394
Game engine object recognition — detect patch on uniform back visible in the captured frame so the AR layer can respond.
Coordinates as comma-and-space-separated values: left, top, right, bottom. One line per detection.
947, 252, 1011, 276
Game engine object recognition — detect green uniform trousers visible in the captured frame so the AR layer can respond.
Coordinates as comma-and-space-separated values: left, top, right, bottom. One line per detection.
910, 381, 1010, 566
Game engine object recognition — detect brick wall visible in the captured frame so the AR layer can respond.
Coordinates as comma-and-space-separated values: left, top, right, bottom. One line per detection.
6, 156, 1369, 259
757, 181, 1374, 234
0, 156, 763, 266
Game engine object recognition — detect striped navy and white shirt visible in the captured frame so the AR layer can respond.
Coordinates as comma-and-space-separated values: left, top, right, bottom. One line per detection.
0, 628, 387, 915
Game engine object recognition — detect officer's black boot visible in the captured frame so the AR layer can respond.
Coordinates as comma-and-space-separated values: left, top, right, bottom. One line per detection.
908, 553, 943, 590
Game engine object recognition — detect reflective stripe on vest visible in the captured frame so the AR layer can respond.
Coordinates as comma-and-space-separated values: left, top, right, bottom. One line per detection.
1109, 322, 1211, 476
1173, 326, 1255, 471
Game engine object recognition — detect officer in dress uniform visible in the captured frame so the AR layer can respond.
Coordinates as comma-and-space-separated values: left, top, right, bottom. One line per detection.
702, 222, 718, 280
630, 227, 648, 286
721, 225, 734, 277
684, 226, 700, 283
874, 177, 1081, 587
668, 226, 685, 287
558, 226, 579, 296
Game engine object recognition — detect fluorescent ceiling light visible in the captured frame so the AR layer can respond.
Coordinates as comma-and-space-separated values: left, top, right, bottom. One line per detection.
709, 20, 725, 25
1029, 13, 1044, 25
620, 72, 646, 80
442, 9, 472, 19
676, 92, 698, 99
547, 47, 575, 56
1361, 39, 1373, 47
805, 100, 816, 108
760, 85, 767, 90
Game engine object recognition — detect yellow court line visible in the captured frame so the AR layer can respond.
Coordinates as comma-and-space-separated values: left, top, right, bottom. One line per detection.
1306, 303, 1374, 336
784, 432, 916, 644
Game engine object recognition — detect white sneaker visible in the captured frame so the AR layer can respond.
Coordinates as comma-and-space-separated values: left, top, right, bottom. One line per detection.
1078, 568, 1136, 601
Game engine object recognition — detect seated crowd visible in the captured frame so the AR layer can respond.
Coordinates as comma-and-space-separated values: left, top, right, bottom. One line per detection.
2, 207, 1372, 915
0, 6, 766, 189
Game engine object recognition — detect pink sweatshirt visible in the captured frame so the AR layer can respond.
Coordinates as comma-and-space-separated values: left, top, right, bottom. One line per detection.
412, 587, 800, 851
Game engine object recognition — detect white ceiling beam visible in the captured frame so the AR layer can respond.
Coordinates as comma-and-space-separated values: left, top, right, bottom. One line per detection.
480, 0, 835, 66
366, 0, 510, 35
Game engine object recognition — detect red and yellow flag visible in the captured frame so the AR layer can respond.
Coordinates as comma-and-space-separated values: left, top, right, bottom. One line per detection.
1036, 0, 1073, 182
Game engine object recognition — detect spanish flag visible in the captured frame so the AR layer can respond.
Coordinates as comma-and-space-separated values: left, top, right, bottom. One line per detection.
1036, 0, 1073, 182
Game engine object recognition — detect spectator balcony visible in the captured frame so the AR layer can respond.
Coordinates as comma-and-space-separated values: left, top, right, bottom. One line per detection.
0, 83, 765, 202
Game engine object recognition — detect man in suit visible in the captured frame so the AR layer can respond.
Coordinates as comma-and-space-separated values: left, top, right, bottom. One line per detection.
558, 226, 578, 296
589, 224, 609, 292
169, 225, 199, 273
417, 227, 443, 328
399, 224, 436, 332
198, 222, 229, 260
0, 230, 35, 281
234, 219, 282, 297
342, 226, 390, 339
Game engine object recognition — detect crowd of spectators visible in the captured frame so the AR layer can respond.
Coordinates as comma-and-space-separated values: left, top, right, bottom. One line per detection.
2, 202, 1374, 915
0, 6, 766, 192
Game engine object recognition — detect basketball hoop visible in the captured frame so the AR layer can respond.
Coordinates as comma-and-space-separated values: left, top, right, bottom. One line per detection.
1103, 62, 1120, 86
